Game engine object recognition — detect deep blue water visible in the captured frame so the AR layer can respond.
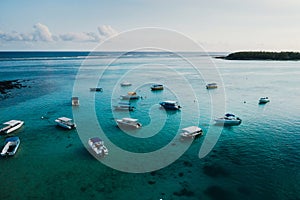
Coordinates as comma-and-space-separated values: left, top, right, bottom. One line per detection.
0, 51, 299, 200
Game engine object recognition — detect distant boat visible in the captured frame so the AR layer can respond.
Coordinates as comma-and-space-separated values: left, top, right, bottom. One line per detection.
90, 88, 103, 92
55, 117, 76, 129
120, 92, 140, 100
113, 102, 135, 111
160, 100, 181, 110
88, 137, 108, 156
180, 126, 203, 138
215, 113, 242, 126
206, 83, 218, 89
151, 84, 164, 91
259, 97, 270, 104
116, 118, 142, 129
0, 120, 24, 134
1, 136, 20, 156
120, 82, 132, 86
72, 97, 79, 106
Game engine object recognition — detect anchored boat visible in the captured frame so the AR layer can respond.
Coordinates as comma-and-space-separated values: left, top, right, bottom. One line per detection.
1, 136, 20, 156
0, 120, 24, 134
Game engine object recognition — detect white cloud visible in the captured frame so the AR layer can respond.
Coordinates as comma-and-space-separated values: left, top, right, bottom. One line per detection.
97, 25, 118, 38
59, 32, 100, 42
0, 24, 118, 43
32, 23, 54, 42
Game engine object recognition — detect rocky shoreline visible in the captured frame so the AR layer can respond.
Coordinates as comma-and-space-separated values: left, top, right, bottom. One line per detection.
0, 79, 29, 99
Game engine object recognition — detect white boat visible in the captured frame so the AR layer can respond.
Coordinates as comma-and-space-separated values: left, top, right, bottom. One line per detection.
181, 126, 203, 138
120, 92, 140, 100
116, 118, 142, 129
215, 113, 242, 126
206, 83, 218, 89
113, 102, 135, 111
259, 97, 270, 104
120, 82, 132, 86
1, 136, 20, 156
160, 100, 181, 110
55, 117, 76, 129
88, 137, 108, 156
151, 84, 164, 91
72, 97, 79, 106
0, 120, 24, 134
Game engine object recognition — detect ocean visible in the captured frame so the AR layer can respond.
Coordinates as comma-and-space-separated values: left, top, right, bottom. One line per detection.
0, 51, 299, 200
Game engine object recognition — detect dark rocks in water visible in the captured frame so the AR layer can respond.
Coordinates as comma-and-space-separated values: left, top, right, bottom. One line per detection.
178, 172, 184, 177
173, 188, 194, 197
204, 185, 233, 200
203, 164, 230, 178
183, 161, 193, 167
0, 79, 28, 95
150, 171, 156, 176
148, 180, 156, 185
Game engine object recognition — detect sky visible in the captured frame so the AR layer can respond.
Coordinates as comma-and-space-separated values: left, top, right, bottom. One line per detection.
1, 0, 300, 52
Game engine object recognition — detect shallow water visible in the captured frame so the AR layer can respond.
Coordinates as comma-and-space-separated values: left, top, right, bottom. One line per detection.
0, 52, 299, 200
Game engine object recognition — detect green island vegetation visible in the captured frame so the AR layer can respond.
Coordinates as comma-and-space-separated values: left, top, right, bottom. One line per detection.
216, 51, 300, 60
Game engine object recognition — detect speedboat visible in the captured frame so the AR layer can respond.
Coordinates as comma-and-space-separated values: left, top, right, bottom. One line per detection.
55, 117, 76, 129
120, 92, 140, 100
206, 83, 218, 89
88, 137, 108, 156
180, 126, 203, 138
0, 120, 24, 134
113, 102, 135, 111
90, 88, 103, 92
259, 97, 270, 104
72, 97, 79, 106
215, 113, 242, 126
159, 101, 181, 110
151, 84, 164, 91
1, 136, 20, 156
116, 118, 142, 129
120, 82, 132, 86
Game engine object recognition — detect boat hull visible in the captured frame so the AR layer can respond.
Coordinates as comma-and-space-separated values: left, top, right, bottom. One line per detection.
0, 121, 24, 134
1, 137, 20, 156
214, 119, 242, 126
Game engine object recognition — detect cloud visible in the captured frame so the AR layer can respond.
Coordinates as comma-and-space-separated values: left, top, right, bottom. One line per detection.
0, 23, 118, 43
59, 32, 100, 42
97, 25, 118, 38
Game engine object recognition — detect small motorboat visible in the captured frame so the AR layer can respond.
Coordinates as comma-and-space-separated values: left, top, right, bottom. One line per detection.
120, 92, 140, 100
116, 118, 142, 129
259, 97, 270, 104
71, 97, 79, 106
180, 126, 203, 138
120, 82, 132, 87
206, 83, 218, 89
113, 102, 135, 111
88, 137, 108, 156
90, 88, 103, 92
215, 113, 242, 126
1, 136, 20, 156
151, 84, 164, 91
55, 117, 76, 130
160, 100, 181, 110
0, 120, 24, 134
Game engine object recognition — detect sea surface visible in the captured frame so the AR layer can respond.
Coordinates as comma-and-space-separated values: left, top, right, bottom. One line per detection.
0, 51, 299, 200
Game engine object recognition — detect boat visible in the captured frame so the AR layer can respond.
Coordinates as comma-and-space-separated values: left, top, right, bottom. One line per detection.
159, 101, 181, 110
113, 102, 135, 111
88, 137, 108, 156
180, 126, 203, 138
55, 117, 76, 129
72, 97, 79, 106
90, 88, 103, 92
120, 82, 132, 86
1, 136, 20, 156
214, 113, 242, 126
151, 84, 164, 91
116, 118, 142, 129
206, 83, 218, 89
0, 120, 24, 134
120, 92, 140, 100
259, 97, 270, 104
